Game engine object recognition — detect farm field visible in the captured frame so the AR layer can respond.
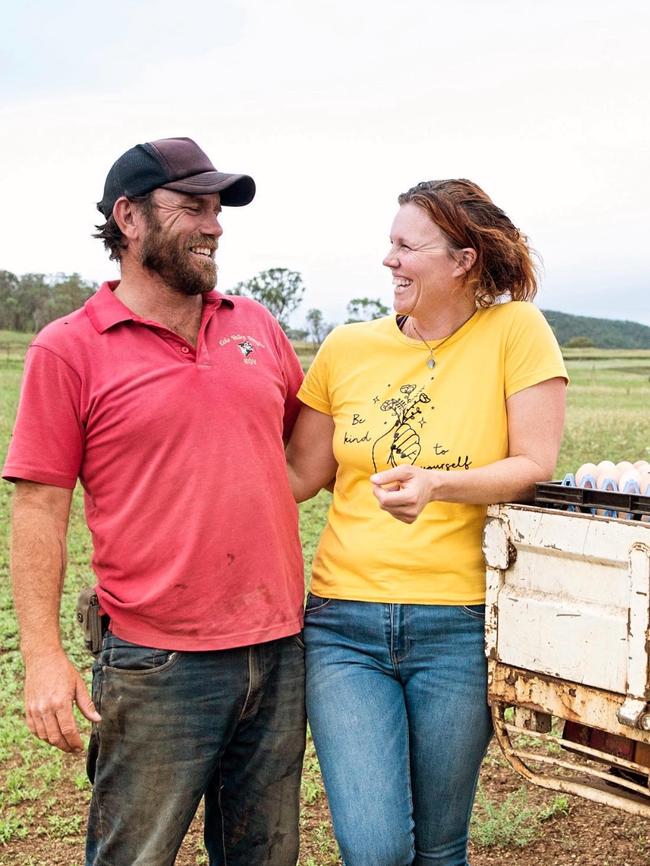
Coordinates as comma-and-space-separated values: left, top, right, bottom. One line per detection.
0, 340, 649, 865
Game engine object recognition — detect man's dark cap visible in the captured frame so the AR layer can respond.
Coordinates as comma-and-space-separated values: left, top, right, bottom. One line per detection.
97, 137, 256, 218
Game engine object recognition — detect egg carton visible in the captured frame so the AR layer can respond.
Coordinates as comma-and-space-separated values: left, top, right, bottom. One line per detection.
534, 480, 650, 521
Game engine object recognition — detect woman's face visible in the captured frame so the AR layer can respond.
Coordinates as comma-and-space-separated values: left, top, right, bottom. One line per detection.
383, 203, 463, 318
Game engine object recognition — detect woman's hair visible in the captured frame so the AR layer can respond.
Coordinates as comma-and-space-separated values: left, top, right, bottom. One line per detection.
398, 179, 538, 306
92, 193, 155, 262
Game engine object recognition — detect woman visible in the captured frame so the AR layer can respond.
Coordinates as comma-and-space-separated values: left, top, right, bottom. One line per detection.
286, 179, 567, 866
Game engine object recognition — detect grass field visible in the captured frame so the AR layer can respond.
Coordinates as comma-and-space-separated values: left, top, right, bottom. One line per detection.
0, 338, 649, 865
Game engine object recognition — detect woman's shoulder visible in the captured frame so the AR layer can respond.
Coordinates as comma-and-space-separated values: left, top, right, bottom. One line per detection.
478, 301, 548, 331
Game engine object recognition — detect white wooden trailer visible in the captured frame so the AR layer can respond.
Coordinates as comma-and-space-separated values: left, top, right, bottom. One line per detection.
483, 497, 650, 817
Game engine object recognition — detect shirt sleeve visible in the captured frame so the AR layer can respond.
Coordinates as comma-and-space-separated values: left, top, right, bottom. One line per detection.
2, 345, 84, 488
297, 330, 337, 415
504, 304, 568, 399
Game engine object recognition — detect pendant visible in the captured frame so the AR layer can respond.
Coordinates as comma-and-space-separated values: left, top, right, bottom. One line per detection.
427, 357, 436, 370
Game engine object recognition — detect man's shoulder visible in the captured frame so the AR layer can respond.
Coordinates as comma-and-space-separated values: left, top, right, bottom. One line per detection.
31, 304, 94, 354
225, 294, 278, 324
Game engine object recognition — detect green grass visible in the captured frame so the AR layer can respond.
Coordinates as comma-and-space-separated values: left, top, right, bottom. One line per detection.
1, 340, 649, 862
470, 788, 571, 848
557, 354, 650, 474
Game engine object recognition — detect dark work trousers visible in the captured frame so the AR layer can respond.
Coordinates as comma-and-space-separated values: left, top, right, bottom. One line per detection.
85, 631, 306, 866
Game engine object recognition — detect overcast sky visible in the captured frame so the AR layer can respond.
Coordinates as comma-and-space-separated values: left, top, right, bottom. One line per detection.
2, 0, 648, 327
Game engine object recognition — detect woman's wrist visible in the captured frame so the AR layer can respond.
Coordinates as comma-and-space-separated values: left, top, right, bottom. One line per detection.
425, 468, 449, 503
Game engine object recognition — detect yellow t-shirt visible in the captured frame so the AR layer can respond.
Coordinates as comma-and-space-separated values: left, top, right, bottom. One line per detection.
298, 302, 567, 605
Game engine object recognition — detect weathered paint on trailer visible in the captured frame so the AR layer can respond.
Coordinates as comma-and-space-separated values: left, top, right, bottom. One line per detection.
483, 503, 650, 817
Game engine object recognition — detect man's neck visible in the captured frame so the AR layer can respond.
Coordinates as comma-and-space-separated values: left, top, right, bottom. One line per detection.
114, 263, 206, 347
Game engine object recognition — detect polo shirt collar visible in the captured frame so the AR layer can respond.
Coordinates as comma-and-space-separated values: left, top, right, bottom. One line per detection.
85, 281, 235, 334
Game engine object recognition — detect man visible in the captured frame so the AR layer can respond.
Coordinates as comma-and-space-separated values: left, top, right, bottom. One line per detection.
3, 137, 306, 866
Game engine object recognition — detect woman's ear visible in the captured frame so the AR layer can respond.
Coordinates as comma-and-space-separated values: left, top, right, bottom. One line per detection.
454, 247, 477, 276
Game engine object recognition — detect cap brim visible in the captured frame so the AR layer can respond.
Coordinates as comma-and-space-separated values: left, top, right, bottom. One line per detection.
162, 171, 255, 206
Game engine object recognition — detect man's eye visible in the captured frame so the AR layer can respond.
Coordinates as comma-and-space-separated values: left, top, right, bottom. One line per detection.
400, 244, 412, 251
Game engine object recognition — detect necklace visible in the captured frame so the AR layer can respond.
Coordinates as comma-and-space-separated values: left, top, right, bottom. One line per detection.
407, 312, 475, 370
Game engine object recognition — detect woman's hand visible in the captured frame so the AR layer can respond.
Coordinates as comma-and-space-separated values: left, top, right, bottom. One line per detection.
370, 466, 442, 523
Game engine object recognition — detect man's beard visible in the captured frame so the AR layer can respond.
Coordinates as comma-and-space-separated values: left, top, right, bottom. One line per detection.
140, 214, 217, 296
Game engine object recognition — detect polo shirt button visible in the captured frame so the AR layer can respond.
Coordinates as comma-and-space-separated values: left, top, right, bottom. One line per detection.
181, 346, 190, 354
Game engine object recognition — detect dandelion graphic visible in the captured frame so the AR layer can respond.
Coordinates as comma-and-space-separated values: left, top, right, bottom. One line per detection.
371, 384, 432, 471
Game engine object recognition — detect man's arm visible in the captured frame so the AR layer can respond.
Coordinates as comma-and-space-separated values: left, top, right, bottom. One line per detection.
11, 480, 101, 752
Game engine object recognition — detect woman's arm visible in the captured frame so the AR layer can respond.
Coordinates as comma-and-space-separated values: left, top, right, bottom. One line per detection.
285, 405, 338, 503
371, 377, 566, 523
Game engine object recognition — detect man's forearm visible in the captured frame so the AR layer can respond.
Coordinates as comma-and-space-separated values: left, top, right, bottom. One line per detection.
11, 482, 73, 662
10, 482, 99, 752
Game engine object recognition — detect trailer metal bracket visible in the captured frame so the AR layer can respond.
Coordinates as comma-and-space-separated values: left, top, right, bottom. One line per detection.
618, 697, 649, 730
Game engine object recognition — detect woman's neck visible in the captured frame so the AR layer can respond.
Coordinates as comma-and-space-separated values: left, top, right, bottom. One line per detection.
406, 299, 477, 341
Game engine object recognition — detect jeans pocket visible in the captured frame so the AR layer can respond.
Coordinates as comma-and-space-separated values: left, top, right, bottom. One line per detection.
459, 604, 487, 620
291, 631, 305, 650
304, 593, 333, 615
100, 632, 179, 675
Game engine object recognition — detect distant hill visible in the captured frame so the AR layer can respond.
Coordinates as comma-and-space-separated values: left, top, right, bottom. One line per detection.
541, 309, 650, 349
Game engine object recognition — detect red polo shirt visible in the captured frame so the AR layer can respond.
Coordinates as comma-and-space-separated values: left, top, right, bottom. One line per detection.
3, 282, 305, 650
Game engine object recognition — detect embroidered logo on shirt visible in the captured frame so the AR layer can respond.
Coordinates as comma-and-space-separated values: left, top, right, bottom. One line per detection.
237, 340, 255, 357
218, 333, 266, 366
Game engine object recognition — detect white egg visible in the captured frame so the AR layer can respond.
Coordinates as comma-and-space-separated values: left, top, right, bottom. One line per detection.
575, 463, 598, 486
618, 468, 641, 492
633, 460, 650, 472
596, 460, 618, 479
615, 461, 634, 477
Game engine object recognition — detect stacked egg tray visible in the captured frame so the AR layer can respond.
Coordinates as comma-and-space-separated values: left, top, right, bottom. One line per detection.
534, 480, 650, 522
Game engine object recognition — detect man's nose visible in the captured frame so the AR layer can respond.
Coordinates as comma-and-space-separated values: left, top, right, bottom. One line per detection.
201, 214, 223, 237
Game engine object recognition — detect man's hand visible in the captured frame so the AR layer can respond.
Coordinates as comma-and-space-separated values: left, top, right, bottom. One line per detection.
24, 649, 101, 753
370, 466, 439, 524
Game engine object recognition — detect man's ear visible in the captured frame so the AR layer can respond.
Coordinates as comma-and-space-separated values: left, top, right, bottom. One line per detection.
112, 197, 142, 241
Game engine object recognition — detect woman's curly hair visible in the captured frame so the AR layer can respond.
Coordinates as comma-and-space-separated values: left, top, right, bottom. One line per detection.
398, 180, 538, 307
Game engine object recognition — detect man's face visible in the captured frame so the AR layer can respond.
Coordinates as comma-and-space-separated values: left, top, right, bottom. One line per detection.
139, 190, 223, 295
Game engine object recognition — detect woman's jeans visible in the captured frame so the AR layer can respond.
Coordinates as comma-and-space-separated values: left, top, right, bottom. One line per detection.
85, 631, 306, 866
304, 595, 493, 866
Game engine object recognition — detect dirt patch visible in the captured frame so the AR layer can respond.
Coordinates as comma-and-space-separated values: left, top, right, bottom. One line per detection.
0, 743, 647, 865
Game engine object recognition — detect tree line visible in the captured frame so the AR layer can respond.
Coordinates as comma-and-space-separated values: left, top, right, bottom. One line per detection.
542, 309, 650, 350
0, 270, 97, 333
0, 267, 388, 346
8, 266, 642, 349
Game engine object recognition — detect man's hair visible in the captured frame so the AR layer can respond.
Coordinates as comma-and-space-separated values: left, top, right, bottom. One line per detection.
93, 193, 155, 262
398, 179, 538, 307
